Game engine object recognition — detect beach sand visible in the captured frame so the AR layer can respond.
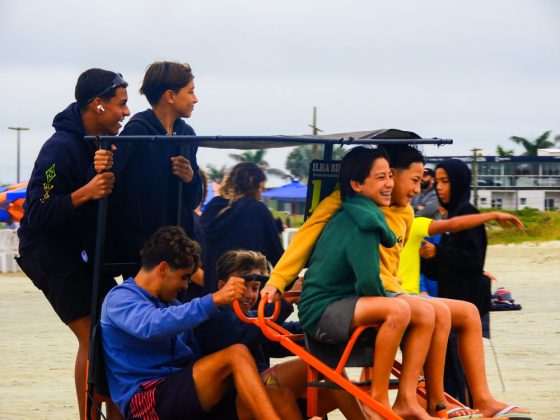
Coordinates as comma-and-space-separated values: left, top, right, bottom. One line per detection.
1, 243, 559, 419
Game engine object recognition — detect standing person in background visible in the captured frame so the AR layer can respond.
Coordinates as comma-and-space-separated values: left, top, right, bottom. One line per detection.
412, 168, 440, 219
16, 68, 129, 419
200, 162, 284, 294
103, 61, 202, 278
421, 159, 492, 404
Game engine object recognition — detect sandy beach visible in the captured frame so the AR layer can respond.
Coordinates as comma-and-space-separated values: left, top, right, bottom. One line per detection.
1, 242, 559, 419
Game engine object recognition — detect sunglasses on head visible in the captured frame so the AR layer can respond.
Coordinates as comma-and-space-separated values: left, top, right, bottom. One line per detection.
87, 73, 126, 103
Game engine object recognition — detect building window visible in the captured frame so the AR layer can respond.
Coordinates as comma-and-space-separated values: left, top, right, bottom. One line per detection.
491, 198, 503, 209
520, 198, 527, 205
480, 197, 487, 205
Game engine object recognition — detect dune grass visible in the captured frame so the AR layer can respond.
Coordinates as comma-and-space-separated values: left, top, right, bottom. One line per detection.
483, 207, 560, 244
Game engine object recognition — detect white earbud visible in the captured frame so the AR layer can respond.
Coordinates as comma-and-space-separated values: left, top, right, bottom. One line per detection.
97, 104, 106, 112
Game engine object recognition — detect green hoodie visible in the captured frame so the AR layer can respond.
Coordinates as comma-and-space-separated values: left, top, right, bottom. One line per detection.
298, 193, 397, 333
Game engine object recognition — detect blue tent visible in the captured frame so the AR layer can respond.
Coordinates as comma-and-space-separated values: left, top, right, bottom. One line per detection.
263, 180, 307, 201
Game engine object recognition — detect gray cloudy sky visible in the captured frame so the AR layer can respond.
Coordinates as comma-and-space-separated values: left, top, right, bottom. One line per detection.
1, 0, 559, 185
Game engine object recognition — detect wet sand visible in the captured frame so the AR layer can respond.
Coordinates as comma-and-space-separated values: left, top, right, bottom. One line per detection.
1, 243, 559, 419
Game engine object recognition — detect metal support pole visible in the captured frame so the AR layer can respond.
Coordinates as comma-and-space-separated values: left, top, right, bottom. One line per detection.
8, 126, 29, 183
470, 148, 482, 208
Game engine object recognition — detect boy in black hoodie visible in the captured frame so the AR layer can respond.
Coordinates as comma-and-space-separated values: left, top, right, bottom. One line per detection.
103, 61, 203, 278
17, 68, 130, 419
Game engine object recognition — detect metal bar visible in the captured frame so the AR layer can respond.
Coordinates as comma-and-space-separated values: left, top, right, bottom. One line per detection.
85, 135, 453, 147
85, 139, 111, 420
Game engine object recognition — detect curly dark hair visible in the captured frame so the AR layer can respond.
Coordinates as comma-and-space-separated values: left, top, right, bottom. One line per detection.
140, 226, 201, 271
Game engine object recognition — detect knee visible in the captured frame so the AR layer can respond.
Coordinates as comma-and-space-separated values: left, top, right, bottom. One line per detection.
454, 302, 481, 331
413, 301, 436, 330
224, 343, 252, 362
387, 299, 411, 329
432, 301, 452, 333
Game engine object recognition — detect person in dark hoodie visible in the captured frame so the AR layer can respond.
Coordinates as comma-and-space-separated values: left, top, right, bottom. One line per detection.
103, 61, 202, 277
420, 159, 492, 406
200, 162, 284, 295
16, 68, 129, 419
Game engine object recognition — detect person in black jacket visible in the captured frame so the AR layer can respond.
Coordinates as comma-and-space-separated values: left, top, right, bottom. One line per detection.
195, 250, 365, 419
420, 159, 529, 415
103, 61, 203, 276
200, 163, 284, 295
17, 68, 129, 419
421, 159, 491, 315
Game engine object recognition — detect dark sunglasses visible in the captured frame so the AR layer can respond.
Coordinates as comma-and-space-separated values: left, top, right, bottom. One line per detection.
86, 73, 126, 103
240, 274, 270, 283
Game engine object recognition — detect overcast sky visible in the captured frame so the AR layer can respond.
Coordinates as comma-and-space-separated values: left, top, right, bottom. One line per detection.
1, 0, 559, 185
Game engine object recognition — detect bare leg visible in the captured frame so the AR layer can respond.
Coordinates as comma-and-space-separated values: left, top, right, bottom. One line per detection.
351, 296, 410, 419
392, 296, 439, 420
442, 299, 530, 417
68, 315, 91, 420
272, 358, 365, 419
193, 344, 290, 420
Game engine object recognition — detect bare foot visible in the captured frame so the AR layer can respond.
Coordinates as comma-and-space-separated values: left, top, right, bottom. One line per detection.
444, 404, 480, 418
393, 400, 439, 420
362, 403, 393, 420
476, 400, 530, 418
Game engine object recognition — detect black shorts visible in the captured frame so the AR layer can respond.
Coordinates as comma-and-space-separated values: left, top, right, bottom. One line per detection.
312, 296, 360, 343
17, 245, 116, 325
154, 362, 238, 420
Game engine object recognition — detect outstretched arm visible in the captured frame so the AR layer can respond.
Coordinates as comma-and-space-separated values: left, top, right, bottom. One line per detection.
427, 211, 524, 236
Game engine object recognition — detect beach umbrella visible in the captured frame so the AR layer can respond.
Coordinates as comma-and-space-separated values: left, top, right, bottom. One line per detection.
6, 186, 26, 201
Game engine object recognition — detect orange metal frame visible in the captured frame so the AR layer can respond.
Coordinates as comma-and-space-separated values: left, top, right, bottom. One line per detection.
234, 293, 511, 420
234, 292, 401, 419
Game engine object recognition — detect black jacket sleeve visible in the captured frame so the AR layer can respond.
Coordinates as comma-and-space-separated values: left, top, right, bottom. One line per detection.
421, 205, 486, 281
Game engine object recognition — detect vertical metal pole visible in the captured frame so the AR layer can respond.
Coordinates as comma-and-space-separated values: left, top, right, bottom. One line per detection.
8, 126, 29, 183
17, 130, 21, 183
308, 106, 323, 160
86, 139, 111, 420
470, 148, 481, 208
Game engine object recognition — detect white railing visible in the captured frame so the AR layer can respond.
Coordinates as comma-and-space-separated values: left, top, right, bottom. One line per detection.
282, 228, 299, 249
0, 229, 20, 273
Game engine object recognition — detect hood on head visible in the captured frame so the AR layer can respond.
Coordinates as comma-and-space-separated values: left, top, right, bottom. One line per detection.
436, 159, 471, 216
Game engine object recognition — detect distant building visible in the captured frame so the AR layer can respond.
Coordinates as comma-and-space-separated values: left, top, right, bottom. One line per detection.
425, 155, 560, 211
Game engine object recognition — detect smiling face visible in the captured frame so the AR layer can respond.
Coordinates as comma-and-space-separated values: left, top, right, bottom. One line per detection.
170, 80, 197, 119
350, 157, 393, 206
435, 167, 451, 204
97, 86, 130, 135
217, 268, 263, 313
391, 162, 424, 207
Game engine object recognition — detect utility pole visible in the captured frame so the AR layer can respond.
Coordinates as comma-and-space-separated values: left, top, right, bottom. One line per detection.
308, 106, 323, 160
470, 147, 482, 208
8, 126, 29, 183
